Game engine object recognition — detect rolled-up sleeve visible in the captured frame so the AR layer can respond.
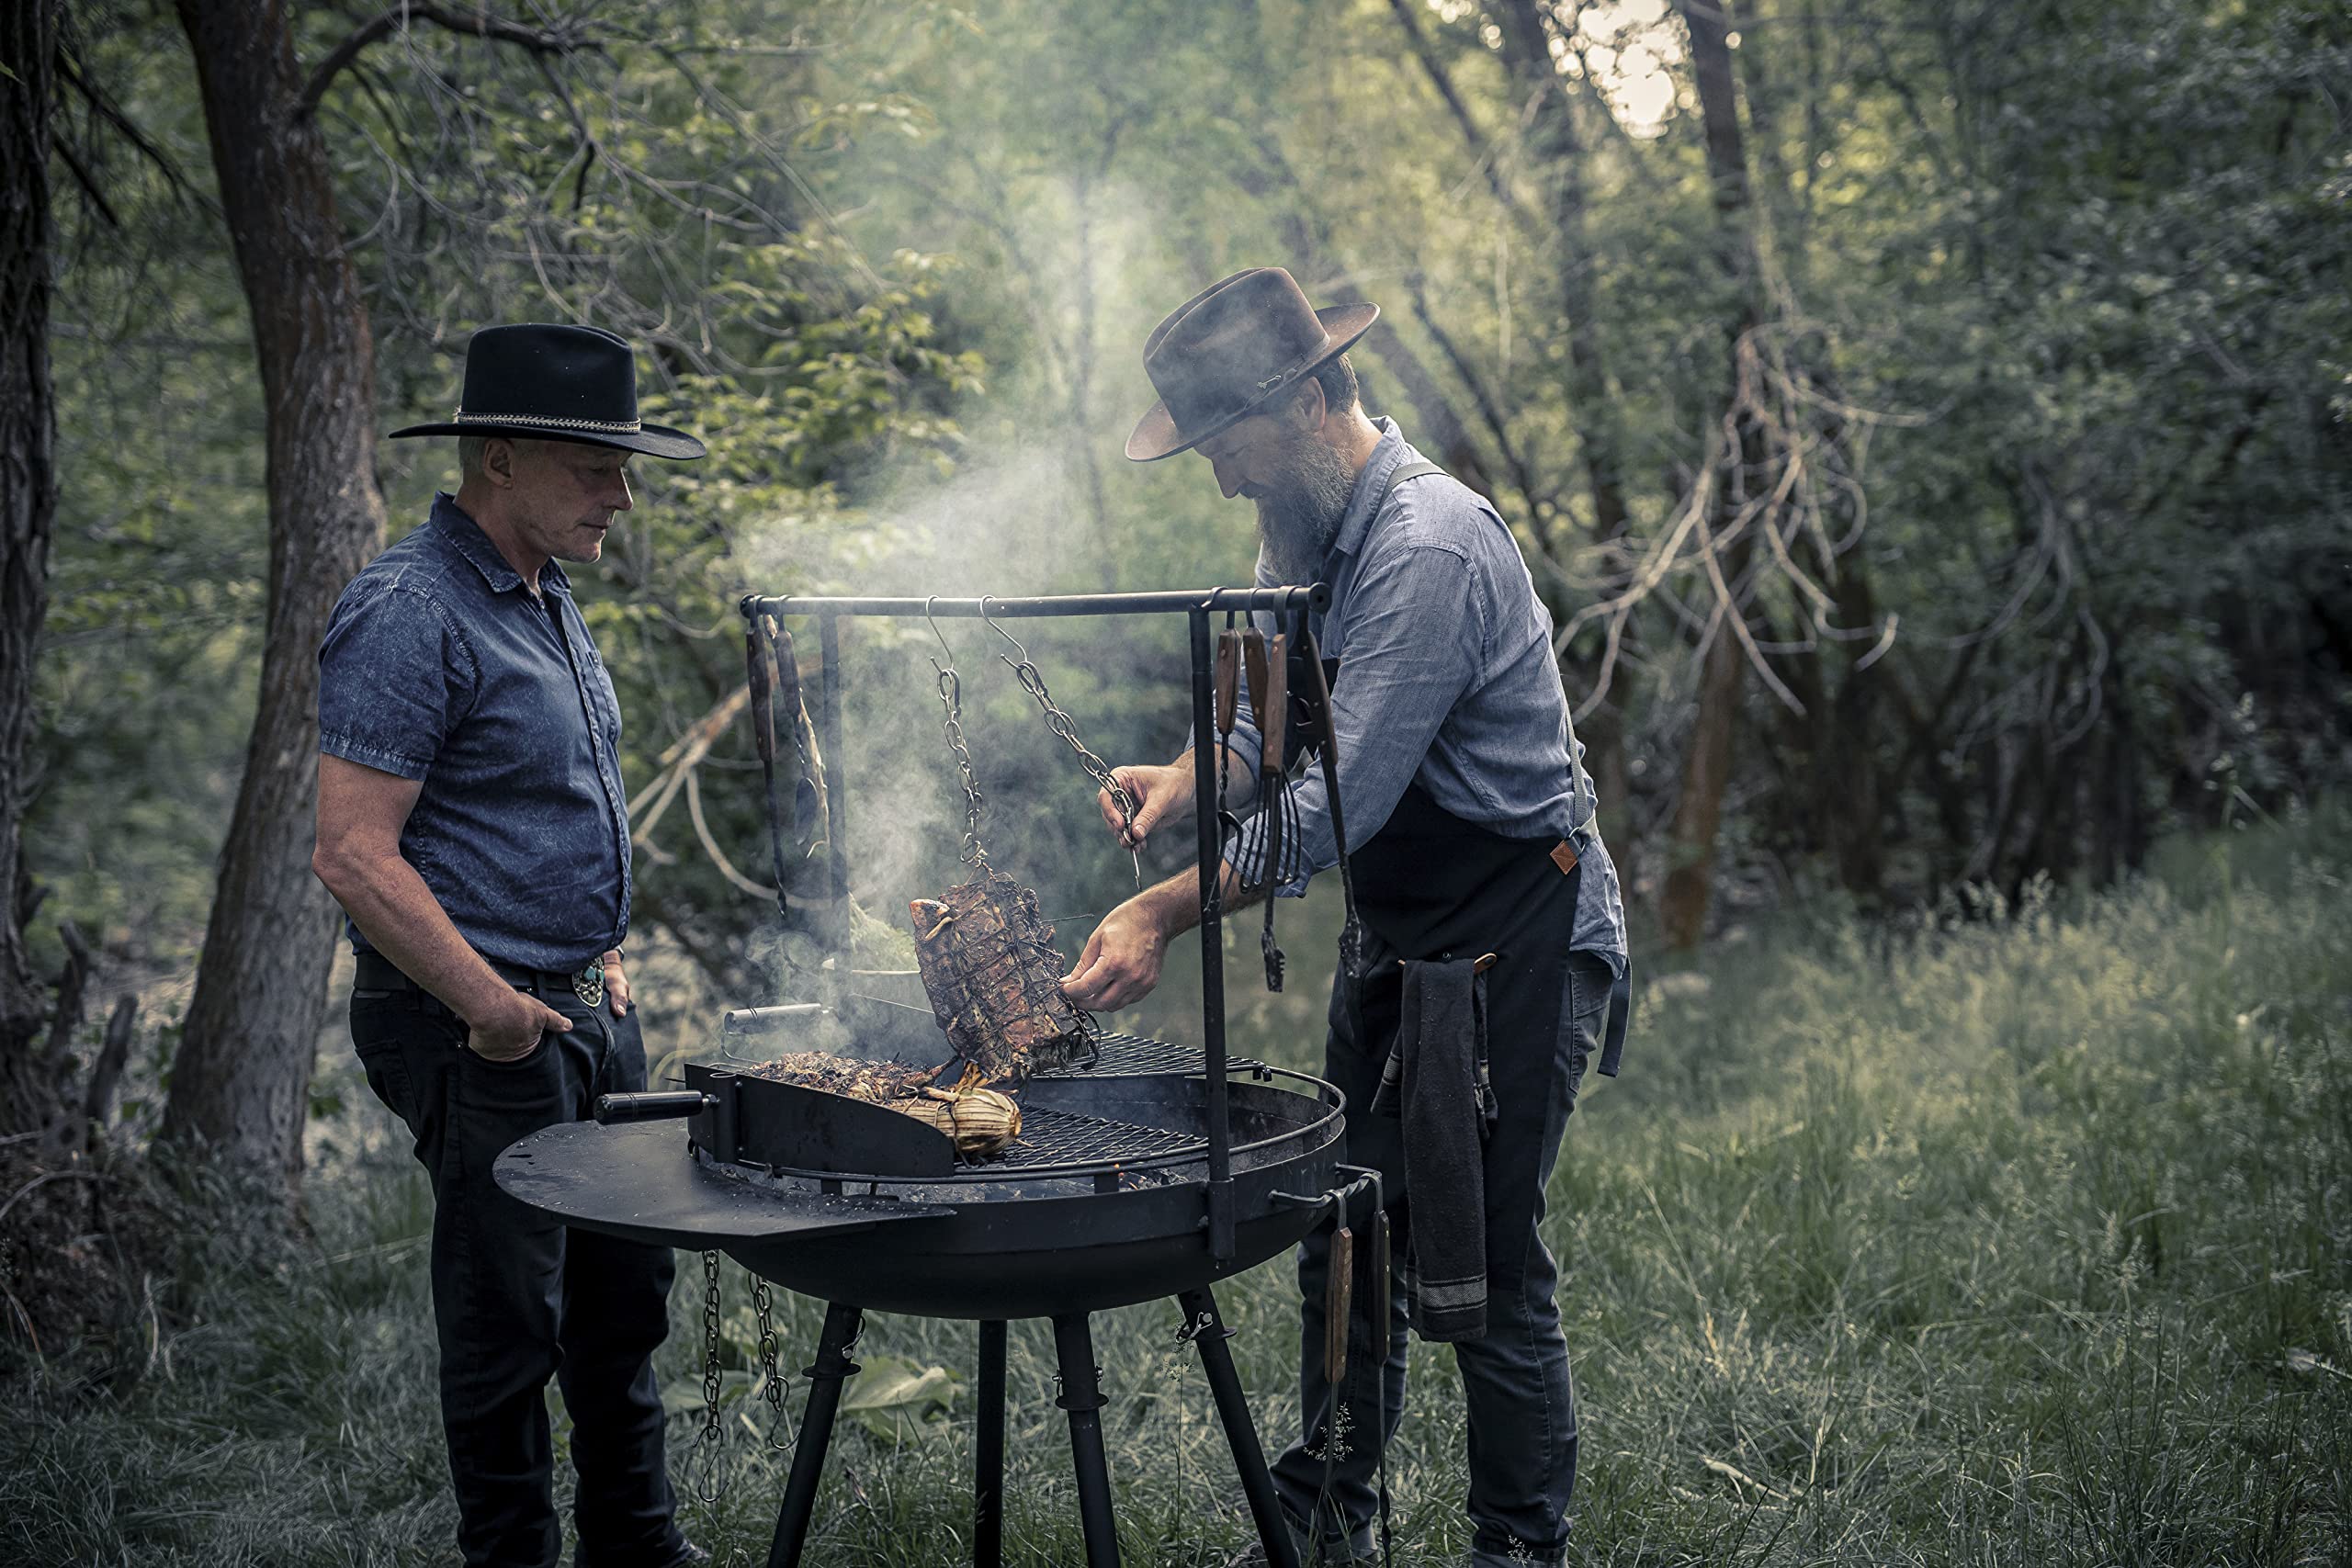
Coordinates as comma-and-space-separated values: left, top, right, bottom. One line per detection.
1227, 543, 1484, 895
318, 581, 474, 780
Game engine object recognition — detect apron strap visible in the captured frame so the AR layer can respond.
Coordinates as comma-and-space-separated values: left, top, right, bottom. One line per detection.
1380, 459, 1446, 502
1598, 963, 1631, 1077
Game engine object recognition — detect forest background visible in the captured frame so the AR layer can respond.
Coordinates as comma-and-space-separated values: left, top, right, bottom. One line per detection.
0, 0, 2346, 1561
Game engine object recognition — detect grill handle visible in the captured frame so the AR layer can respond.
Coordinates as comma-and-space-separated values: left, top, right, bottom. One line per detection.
594, 1090, 718, 1124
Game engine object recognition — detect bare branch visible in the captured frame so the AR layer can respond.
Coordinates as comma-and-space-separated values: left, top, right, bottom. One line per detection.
55, 51, 209, 209
1383, 0, 1544, 236
300, 3, 604, 120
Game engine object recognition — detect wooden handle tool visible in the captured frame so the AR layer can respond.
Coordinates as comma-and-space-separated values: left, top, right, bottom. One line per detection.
1215, 627, 1242, 737
1325, 1220, 1356, 1387
1258, 632, 1289, 777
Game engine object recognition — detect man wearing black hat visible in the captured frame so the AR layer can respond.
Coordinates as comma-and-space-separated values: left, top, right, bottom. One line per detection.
1062, 270, 1630, 1567
312, 324, 707, 1567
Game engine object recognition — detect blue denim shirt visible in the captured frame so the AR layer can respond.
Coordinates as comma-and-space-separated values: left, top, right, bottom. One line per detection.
318, 493, 631, 972
1217, 420, 1628, 974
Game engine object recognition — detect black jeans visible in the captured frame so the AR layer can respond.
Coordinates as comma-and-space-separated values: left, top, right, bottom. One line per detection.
352, 982, 684, 1568
1272, 947, 1615, 1568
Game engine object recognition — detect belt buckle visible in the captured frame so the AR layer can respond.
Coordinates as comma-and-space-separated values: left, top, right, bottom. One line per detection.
573, 958, 605, 1010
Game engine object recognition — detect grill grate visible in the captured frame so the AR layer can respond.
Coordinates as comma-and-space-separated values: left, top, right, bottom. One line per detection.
1035, 1032, 1269, 1079
999, 1104, 1203, 1168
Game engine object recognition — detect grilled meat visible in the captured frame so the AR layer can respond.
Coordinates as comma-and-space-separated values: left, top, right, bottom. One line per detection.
910, 870, 1090, 1081
744, 1052, 1023, 1160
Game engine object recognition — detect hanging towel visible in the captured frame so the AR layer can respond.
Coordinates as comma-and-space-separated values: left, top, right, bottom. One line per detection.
1383, 955, 1491, 1341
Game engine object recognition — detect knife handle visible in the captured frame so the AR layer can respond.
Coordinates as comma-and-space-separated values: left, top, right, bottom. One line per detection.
1259, 633, 1288, 776
1215, 628, 1241, 736
1325, 1223, 1355, 1387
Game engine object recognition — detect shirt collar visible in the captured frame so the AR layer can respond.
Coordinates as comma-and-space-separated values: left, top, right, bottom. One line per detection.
1329, 418, 1411, 562
431, 492, 572, 597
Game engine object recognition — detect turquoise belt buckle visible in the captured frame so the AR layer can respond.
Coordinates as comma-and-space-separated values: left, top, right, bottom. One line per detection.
573, 958, 605, 1010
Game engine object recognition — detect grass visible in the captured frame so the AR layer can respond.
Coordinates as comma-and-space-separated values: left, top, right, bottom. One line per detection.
4, 802, 2348, 1565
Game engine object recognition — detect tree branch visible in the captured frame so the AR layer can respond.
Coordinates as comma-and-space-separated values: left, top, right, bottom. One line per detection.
56, 51, 208, 209
300, 3, 601, 120
1384, 0, 1544, 236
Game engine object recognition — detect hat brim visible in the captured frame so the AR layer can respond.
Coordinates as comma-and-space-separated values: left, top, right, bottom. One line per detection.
387, 419, 707, 461
1125, 300, 1380, 463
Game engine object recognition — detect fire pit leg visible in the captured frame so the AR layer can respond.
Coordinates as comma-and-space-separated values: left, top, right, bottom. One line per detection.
1051, 1312, 1121, 1567
1179, 1286, 1301, 1568
765, 1300, 865, 1568
975, 1319, 1007, 1568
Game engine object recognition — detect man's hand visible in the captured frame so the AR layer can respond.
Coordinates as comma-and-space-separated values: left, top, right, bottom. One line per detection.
604, 950, 632, 1018
466, 987, 572, 1064
1098, 762, 1195, 852
1061, 898, 1172, 1012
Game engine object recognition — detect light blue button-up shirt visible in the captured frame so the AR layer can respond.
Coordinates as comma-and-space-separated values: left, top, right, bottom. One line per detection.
1212, 420, 1627, 974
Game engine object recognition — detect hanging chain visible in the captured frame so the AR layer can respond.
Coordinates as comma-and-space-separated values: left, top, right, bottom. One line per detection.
990, 621, 1142, 887
752, 1271, 793, 1452
694, 1248, 726, 1505
931, 659, 990, 870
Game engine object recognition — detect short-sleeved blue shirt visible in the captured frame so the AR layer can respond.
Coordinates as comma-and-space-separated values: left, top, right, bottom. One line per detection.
317, 493, 630, 971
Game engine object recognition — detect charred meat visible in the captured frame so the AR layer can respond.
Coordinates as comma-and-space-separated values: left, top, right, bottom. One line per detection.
743, 1052, 1023, 1160
910, 870, 1091, 1081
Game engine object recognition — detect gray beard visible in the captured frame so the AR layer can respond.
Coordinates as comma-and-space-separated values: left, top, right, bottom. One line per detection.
1254, 436, 1357, 585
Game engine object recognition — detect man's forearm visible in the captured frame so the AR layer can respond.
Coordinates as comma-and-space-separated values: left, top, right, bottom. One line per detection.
319, 851, 521, 1026
1136, 856, 1260, 943
1169, 743, 1261, 816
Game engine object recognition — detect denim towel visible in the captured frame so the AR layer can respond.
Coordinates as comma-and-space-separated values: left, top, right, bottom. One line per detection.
1393, 956, 1489, 1341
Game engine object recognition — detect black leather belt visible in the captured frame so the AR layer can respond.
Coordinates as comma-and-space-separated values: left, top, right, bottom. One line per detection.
354, 951, 605, 1008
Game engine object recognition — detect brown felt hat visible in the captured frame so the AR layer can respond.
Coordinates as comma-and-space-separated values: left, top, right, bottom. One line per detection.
1125, 268, 1378, 462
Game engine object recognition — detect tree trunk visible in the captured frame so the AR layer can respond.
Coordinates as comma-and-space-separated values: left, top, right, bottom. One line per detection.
1659, 0, 1766, 950
1660, 618, 1743, 947
1491, 0, 1631, 542
0, 0, 63, 1135
159, 0, 388, 1185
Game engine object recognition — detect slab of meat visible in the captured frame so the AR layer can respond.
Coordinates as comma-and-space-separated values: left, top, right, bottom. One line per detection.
743, 1053, 1023, 1160
910, 869, 1090, 1082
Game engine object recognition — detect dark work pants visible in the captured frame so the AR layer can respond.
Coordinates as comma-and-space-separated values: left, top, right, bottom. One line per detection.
1273, 946, 1611, 1566
1270, 782, 1612, 1566
351, 982, 684, 1568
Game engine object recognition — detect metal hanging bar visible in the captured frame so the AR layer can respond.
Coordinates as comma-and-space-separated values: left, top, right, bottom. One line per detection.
1190, 607, 1236, 1261
745, 586, 1328, 621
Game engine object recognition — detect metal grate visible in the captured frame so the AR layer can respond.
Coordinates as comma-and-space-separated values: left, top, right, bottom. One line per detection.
1033, 1032, 1269, 1079
996, 1104, 1203, 1168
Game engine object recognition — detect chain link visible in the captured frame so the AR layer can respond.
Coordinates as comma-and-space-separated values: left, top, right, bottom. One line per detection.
752, 1272, 793, 1452
694, 1248, 726, 1505
931, 660, 990, 869
994, 637, 1142, 885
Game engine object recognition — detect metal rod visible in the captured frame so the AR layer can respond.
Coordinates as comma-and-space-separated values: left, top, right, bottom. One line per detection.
1190, 608, 1236, 1262
818, 612, 848, 974
975, 1319, 1007, 1568
744, 586, 1329, 620
1051, 1313, 1121, 1568
1179, 1286, 1300, 1568
767, 1300, 865, 1568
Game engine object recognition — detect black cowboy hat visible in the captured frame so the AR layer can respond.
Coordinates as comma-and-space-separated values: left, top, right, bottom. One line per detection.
388, 322, 706, 460
1125, 267, 1379, 462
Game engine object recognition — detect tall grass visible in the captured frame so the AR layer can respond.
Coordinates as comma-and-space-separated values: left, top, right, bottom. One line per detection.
4, 803, 2346, 1565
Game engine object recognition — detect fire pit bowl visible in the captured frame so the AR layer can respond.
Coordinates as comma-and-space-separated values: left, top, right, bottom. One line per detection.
494, 1026, 1348, 1320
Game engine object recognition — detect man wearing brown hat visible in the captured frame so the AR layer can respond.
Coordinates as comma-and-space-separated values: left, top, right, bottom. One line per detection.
312, 324, 707, 1566
1063, 269, 1629, 1566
